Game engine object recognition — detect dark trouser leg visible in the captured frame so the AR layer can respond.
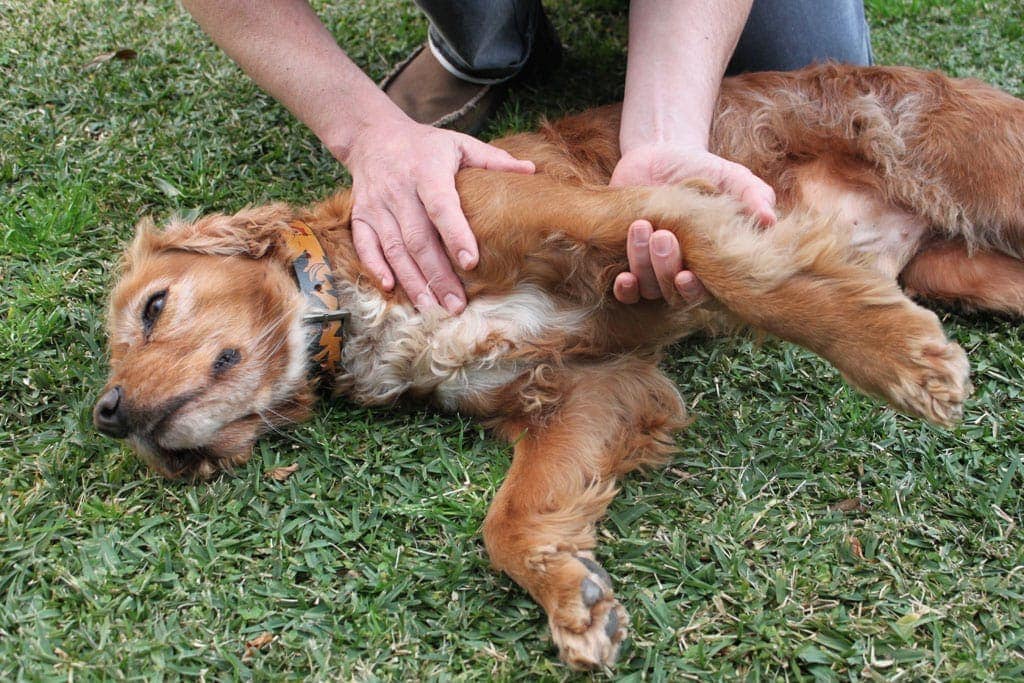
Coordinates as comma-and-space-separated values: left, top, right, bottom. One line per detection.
416, 0, 870, 81
414, 0, 545, 83
729, 0, 873, 74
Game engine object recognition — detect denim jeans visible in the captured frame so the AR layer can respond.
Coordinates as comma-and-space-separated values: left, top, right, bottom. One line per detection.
416, 0, 873, 83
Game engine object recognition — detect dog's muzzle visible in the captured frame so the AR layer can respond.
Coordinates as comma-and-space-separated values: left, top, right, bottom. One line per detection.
93, 385, 129, 438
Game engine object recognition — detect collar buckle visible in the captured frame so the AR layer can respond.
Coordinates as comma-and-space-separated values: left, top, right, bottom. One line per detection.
303, 310, 349, 325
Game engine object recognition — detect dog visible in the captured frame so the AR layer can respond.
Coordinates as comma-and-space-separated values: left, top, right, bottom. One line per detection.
93, 64, 1024, 669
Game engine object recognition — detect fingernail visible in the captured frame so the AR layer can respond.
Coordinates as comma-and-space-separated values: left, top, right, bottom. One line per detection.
651, 233, 673, 257
632, 223, 651, 245
457, 250, 476, 270
443, 293, 463, 312
678, 273, 703, 301
416, 294, 436, 310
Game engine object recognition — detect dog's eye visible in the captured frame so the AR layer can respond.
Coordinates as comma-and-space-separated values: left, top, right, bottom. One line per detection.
142, 290, 167, 334
212, 348, 242, 375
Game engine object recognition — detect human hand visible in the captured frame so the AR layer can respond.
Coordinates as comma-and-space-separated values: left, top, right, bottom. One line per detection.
609, 144, 777, 305
345, 119, 535, 314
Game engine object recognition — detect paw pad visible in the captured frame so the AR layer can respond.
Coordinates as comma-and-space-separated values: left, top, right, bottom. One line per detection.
548, 552, 629, 670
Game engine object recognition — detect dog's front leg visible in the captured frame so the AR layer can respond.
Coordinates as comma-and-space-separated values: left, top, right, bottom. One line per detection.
483, 359, 687, 670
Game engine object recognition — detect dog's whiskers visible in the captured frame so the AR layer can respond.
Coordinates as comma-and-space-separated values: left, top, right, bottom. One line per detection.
255, 408, 299, 440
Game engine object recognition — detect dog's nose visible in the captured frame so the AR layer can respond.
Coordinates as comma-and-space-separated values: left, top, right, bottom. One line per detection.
93, 385, 129, 438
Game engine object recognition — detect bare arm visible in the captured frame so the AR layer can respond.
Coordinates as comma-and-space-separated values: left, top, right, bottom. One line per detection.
181, 0, 534, 313
611, 0, 777, 304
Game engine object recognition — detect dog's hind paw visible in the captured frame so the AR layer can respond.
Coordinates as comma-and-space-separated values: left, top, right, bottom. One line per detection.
888, 339, 972, 427
548, 552, 629, 670
833, 303, 972, 427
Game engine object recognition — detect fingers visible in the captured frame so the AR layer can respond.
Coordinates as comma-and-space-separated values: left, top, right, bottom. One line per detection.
458, 136, 536, 175
616, 220, 708, 306
626, 220, 660, 300
413, 135, 533, 281
610, 147, 766, 307
719, 161, 777, 227
649, 231, 684, 304
738, 181, 777, 227
649, 232, 708, 304
417, 169, 478, 272
353, 208, 444, 311
613, 273, 640, 304
345, 125, 521, 315
350, 215, 394, 291
392, 198, 466, 314
347, 133, 536, 316
673, 270, 707, 303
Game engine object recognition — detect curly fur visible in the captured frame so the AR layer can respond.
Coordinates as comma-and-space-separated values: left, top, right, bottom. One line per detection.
96, 64, 1024, 669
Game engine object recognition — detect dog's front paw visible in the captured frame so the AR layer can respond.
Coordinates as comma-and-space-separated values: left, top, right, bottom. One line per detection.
548, 552, 629, 670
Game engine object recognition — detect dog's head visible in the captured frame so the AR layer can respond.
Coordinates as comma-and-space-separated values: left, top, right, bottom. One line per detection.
94, 205, 316, 479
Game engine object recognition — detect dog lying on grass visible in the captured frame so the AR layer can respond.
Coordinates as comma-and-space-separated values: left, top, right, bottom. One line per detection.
94, 64, 1023, 669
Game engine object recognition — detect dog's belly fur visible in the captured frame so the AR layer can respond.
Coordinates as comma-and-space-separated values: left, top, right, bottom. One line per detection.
335, 282, 590, 413
794, 164, 929, 278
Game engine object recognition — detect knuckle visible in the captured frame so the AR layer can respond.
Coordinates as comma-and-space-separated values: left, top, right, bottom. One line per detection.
349, 205, 372, 224
420, 197, 451, 223
402, 229, 434, 256
381, 238, 408, 262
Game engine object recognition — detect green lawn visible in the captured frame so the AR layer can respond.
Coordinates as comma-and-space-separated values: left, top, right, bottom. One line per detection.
2, 0, 1023, 679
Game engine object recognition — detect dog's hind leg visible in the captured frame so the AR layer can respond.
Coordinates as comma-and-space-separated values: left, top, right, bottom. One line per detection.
896, 80, 1024, 251
457, 171, 971, 424
717, 67, 1024, 253
483, 358, 687, 670
901, 240, 1024, 317
635, 190, 975, 426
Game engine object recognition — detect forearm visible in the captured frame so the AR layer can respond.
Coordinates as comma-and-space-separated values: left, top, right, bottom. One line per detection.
619, 0, 753, 152
181, 0, 405, 162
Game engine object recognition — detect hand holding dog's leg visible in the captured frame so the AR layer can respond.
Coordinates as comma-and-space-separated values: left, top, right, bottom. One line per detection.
611, 0, 775, 306
456, 171, 971, 424
613, 221, 709, 305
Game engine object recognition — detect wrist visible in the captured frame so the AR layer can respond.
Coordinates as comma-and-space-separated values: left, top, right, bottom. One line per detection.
322, 94, 410, 165
617, 140, 708, 164
618, 103, 712, 156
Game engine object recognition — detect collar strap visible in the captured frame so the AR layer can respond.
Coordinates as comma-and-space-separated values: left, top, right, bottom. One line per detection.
284, 220, 347, 390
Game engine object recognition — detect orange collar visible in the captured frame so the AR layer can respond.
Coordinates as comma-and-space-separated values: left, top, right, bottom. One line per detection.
284, 221, 347, 390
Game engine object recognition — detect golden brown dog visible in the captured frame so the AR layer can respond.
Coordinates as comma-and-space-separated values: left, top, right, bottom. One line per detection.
94, 64, 1024, 669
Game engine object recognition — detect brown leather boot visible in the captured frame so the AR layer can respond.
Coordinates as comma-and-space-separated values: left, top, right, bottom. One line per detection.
382, 13, 563, 136
381, 44, 505, 136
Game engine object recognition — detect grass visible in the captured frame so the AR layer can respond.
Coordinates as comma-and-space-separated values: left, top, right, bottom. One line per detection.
2, 0, 1023, 679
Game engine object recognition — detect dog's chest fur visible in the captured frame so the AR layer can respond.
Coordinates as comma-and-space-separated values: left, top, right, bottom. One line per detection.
325, 282, 589, 414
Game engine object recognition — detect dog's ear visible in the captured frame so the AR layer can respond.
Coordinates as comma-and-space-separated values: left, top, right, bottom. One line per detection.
121, 216, 162, 273
150, 203, 296, 260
